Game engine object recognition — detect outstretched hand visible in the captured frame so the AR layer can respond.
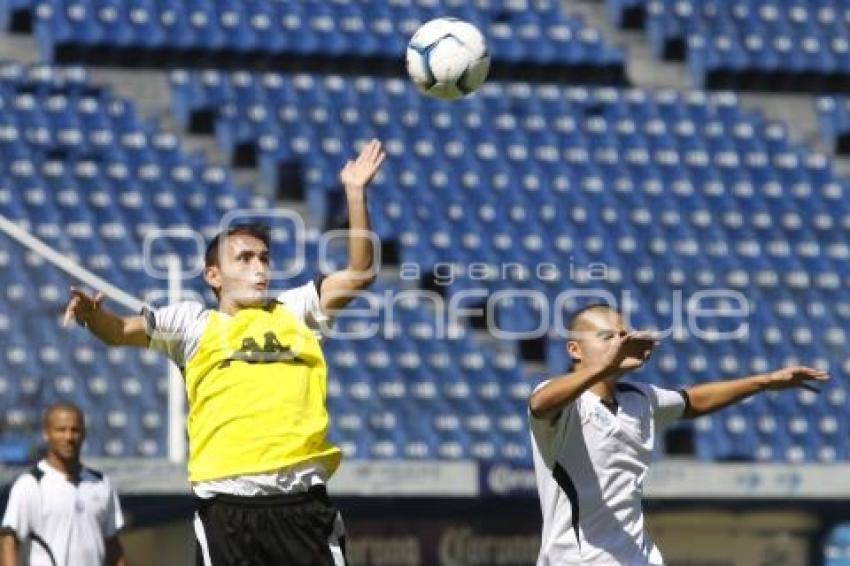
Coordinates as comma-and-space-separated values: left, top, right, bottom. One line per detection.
340, 139, 386, 190
763, 366, 830, 391
62, 287, 105, 327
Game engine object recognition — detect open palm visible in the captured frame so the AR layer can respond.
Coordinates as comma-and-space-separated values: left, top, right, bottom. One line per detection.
340, 139, 386, 188
764, 366, 829, 390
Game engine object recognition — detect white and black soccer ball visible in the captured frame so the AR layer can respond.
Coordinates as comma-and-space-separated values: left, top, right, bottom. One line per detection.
406, 17, 490, 101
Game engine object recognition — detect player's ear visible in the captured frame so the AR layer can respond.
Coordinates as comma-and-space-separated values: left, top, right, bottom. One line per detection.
203, 265, 222, 294
567, 340, 582, 363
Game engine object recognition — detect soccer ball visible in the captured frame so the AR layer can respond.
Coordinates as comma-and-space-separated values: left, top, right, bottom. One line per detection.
406, 17, 490, 101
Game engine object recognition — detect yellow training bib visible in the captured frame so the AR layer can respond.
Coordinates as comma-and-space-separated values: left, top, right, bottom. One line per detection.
184, 302, 340, 482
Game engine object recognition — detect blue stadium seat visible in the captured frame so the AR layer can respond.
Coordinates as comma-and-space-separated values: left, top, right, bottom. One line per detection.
816, 96, 850, 155
643, 0, 850, 91
25, 0, 625, 76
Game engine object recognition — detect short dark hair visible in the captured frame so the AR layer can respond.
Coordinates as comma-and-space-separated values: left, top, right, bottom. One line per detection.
567, 303, 621, 336
43, 401, 84, 429
204, 224, 271, 268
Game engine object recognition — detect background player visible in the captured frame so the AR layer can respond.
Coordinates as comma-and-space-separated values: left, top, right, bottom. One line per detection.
529, 304, 829, 565
1, 402, 127, 566
60, 139, 386, 565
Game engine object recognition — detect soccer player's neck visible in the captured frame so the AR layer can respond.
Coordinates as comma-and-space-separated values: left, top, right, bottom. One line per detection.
45, 453, 82, 481
571, 361, 620, 403
218, 297, 240, 316
217, 297, 273, 316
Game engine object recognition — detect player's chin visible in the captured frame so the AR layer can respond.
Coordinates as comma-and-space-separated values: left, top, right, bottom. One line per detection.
236, 289, 268, 306
58, 446, 80, 459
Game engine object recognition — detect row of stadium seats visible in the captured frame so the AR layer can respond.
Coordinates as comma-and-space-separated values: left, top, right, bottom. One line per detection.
610, 0, 850, 91
3, 0, 625, 82
168, 69, 850, 463
170, 72, 850, 262
2, 60, 850, 463
817, 95, 850, 155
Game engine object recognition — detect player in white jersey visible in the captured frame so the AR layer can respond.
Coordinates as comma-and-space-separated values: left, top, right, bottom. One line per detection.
0, 402, 126, 566
528, 304, 828, 565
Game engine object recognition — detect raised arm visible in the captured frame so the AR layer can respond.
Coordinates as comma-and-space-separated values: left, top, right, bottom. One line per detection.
682, 366, 829, 418
62, 288, 149, 348
319, 139, 386, 316
529, 331, 658, 420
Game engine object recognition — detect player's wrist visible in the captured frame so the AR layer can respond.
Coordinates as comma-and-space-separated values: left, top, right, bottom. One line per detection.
754, 372, 775, 390
344, 183, 367, 197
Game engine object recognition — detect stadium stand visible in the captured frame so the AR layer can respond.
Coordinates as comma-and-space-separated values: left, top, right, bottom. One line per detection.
2, 55, 849, 464
0, 0, 626, 82
607, 0, 850, 91
1, 0, 849, 563
168, 70, 850, 463
0, 0, 847, 471
0, 62, 538, 463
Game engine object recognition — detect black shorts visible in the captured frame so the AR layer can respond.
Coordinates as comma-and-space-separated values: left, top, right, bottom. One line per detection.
193, 486, 348, 566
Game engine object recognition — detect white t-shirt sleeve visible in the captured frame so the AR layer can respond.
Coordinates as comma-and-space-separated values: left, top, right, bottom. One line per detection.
646, 384, 687, 426
101, 479, 124, 538
277, 279, 331, 333
141, 301, 206, 367
528, 379, 577, 468
1, 475, 36, 540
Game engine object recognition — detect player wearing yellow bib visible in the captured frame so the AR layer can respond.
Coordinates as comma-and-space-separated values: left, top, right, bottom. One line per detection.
62, 140, 387, 565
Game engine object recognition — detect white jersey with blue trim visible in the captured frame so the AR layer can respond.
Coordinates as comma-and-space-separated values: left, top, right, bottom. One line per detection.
530, 381, 686, 565
1, 460, 123, 566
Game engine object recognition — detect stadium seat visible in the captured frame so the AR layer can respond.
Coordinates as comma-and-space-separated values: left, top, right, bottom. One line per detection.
642, 0, 850, 91
21, 0, 625, 81
816, 96, 850, 155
